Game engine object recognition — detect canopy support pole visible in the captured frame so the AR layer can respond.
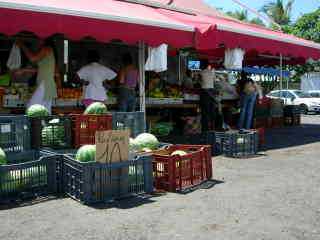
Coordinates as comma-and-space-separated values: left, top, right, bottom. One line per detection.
280, 54, 283, 91
139, 41, 146, 131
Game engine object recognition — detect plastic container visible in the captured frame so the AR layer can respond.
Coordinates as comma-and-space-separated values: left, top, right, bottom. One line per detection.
71, 114, 112, 148
271, 117, 284, 128
222, 130, 259, 158
30, 116, 73, 149
284, 115, 301, 126
284, 105, 301, 116
152, 144, 212, 192
61, 154, 153, 204
0, 115, 30, 155
158, 132, 216, 156
112, 112, 145, 138
0, 150, 61, 202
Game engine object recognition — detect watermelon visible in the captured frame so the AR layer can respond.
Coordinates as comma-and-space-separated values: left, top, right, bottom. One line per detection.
84, 102, 108, 115
0, 147, 6, 165
134, 133, 159, 151
26, 104, 49, 118
75, 145, 96, 162
171, 150, 187, 156
41, 119, 65, 147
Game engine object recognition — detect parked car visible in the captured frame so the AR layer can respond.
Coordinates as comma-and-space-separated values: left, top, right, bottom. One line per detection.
308, 90, 320, 98
266, 89, 320, 113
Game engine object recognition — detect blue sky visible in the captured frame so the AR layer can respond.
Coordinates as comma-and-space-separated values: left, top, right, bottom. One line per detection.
205, 0, 320, 21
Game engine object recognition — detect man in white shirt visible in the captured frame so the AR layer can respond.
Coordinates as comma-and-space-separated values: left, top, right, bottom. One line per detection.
76, 50, 117, 107
200, 62, 217, 132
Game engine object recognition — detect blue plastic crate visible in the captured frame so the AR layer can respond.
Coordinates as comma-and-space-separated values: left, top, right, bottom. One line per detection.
0, 115, 30, 155
0, 150, 62, 202
61, 154, 153, 205
111, 112, 145, 138
219, 130, 259, 158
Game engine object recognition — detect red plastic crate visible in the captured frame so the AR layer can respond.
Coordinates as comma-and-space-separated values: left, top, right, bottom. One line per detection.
71, 114, 112, 148
271, 117, 284, 128
152, 145, 212, 192
254, 117, 271, 129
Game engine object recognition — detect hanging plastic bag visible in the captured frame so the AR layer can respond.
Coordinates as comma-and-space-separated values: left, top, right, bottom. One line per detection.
7, 43, 21, 70
145, 44, 168, 73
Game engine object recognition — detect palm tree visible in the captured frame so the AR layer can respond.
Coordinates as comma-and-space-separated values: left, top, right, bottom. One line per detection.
261, 0, 294, 26
250, 17, 266, 27
226, 10, 249, 22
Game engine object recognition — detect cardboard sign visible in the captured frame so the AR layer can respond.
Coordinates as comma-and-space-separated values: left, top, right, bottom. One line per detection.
95, 130, 129, 164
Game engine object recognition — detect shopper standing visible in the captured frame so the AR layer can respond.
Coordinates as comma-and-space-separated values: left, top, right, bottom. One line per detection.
238, 72, 262, 129
76, 50, 117, 107
18, 38, 58, 114
118, 53, 139, 112
200, 62, 216, 132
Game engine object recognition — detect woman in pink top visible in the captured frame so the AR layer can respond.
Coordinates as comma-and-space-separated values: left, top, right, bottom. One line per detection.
118, 53, 139, 112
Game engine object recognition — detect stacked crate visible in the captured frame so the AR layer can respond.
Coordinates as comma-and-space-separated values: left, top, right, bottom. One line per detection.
284, 105, 301, 126
254, 98, 271, 128
270, 99, 284, 128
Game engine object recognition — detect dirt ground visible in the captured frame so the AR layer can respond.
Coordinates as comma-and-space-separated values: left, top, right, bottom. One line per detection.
1, 115, 320, 240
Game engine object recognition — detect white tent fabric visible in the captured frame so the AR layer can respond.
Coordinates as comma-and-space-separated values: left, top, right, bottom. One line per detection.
301, 72, 320, 91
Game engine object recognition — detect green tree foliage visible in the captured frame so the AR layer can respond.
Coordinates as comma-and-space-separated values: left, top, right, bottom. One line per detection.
290, 8, 320, 43
261, 0, 294, 26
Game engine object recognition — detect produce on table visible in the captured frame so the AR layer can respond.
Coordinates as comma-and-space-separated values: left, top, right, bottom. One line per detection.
84, 102, 108, 115
134, 133, 160, 151
148, 88, 165, 98
41, 118, 65, 147
75, 145, 96, 162
26, 104, 49, 118
150, 122, 173, 137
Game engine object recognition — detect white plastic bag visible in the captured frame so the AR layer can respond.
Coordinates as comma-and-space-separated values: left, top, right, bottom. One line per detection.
7, 43, 21, 70
145, 44, 168, 73
224, 48, 245, 70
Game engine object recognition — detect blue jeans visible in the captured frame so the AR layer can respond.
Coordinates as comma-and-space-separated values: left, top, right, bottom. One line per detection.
118, 88, 136, 112
238, 93, 257, 129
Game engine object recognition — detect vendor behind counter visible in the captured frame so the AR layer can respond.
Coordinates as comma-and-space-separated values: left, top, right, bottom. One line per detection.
75, 50, 117, 107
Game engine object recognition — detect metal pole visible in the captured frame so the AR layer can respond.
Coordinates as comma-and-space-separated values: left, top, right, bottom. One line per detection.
138, 41, 146, 130
280, 54, 283, 91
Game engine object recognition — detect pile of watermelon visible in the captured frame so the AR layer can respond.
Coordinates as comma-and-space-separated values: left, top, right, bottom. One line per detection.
129, 133, 160, 153
41, 118, 66, 147
26, 104, 49, 118
84, 102, 108, 115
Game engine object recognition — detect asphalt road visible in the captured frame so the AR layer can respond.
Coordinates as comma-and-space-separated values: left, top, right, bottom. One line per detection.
1, 115, 320, 240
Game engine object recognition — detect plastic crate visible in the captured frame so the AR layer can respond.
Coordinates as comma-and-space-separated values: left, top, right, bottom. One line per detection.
284, 105, 301, 116
0, 115, 30, 155
157, 132, 216, 156
61, 154, 153, 204
271, 117, 284, 128
0, 150, 61, 202
152, 144, 212, 192
112, 112, 145, 138
71, 114, 112, 148
254, 117, 272, 129
220, 130, 259, 158
30, 116, 73, 149
284, 115, 301, 126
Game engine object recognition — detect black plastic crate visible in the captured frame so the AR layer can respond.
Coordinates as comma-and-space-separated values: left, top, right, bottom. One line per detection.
216, 130, 259, 158
61, 154, 153, 205
112, 112, 145, 138
0, 115, 30, 155
284, 105, 301, 116
158, 132, 216, 156
0, 150, 62, 202
30, 116, 73, 149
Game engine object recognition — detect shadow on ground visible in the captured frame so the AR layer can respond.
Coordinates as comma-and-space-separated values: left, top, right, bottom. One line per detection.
263, 121, 320, 151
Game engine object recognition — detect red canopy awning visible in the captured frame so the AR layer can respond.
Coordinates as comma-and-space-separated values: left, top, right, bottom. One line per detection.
158, 8, 320, 60
0, 0, 194, 47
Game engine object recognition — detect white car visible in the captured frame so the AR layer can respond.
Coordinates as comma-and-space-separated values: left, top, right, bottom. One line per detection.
267, 89, 320, 113
308, 90, 320, 98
